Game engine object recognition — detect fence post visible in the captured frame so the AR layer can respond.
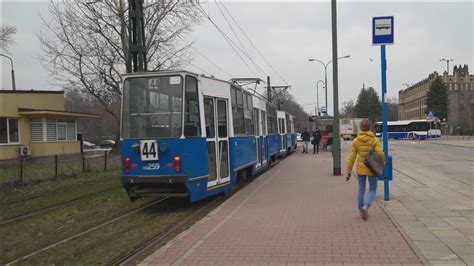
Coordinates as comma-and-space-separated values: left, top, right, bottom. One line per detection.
18, 157, 24, 184
81, 152, 85, 173
55, 155, 58, 180
104, 151, 107, 171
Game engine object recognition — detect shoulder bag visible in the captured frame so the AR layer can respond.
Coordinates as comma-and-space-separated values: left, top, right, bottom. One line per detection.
363, 139, 384, 176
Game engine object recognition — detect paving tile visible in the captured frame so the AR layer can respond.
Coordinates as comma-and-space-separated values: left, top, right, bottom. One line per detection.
418, 217, 454, 231
428, 260, 467, 266
420, 249, 459, 260
413, 241, 450, 250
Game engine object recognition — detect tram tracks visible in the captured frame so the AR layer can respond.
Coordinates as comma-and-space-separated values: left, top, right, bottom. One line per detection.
111, 196, 225, 265
5, 197, 169, 265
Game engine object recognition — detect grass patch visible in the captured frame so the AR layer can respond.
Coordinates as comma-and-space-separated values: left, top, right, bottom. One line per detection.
0, 179, 121, 221
17, 198, 208, 265
0, 189, 155, 264
0, 168, 120, 205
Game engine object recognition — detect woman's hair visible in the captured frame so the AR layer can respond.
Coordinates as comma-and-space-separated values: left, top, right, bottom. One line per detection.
360, 119, 371, 131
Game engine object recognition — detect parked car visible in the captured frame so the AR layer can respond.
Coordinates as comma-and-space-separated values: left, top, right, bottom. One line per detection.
82, 141, 97, 149
296, 133, 302, 142
100, 140, 115, 149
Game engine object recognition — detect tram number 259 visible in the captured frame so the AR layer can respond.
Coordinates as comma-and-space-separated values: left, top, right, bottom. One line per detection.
140, 140, 159, 161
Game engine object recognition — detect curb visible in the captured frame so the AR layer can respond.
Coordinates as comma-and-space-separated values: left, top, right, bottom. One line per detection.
378, 201, 431, 266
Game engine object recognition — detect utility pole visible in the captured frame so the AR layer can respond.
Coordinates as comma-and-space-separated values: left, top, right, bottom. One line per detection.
316, 80, 324, 116
308, 55, 350, 115
0, 53, 16, 90
267, 76, 271, 101
128, 0, 147, 73
440, 58, 453, 75
331, 0, 341, 176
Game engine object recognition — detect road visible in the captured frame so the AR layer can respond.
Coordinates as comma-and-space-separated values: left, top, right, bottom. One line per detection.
382, 140, 474, 265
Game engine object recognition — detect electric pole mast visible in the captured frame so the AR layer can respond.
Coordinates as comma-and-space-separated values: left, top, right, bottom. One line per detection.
128, 0, 147, 73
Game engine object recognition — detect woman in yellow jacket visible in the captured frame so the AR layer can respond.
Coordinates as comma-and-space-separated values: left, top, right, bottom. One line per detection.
345, 119, 384, 220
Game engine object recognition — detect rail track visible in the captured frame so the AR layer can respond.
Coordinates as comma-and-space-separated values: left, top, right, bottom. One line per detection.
6, 197, 169, 265
111, 196, 225, 265
0, 186, 121, 225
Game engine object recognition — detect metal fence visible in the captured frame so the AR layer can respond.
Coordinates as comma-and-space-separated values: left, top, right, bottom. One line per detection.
0, 149, 120, 189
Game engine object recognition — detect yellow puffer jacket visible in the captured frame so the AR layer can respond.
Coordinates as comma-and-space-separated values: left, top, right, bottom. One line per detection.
345, 130, 384, 176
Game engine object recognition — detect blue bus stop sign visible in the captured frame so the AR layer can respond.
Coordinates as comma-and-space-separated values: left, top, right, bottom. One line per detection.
372, 16, 394, 45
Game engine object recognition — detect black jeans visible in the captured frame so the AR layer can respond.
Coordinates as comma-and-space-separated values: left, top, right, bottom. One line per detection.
313, 142, 320, 154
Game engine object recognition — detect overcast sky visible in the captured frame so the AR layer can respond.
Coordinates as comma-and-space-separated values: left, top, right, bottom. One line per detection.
1, 1, 473, 115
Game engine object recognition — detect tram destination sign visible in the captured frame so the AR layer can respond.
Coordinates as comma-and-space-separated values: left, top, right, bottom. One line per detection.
372, 16, 394, 45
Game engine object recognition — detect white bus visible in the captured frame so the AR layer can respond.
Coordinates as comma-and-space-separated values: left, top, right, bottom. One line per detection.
375, 119, 441, 140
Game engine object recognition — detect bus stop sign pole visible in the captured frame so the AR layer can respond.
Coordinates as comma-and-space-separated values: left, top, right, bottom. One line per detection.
373, 16, 394, 201
381, 45, 390, 201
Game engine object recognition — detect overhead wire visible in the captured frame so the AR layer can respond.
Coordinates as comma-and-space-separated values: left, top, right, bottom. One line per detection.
214, 0, 268, 78
193, 1, 260, 78
177, 34, 233, 78
218, 0, 290, 85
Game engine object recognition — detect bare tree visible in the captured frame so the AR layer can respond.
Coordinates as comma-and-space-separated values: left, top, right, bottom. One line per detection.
0, 25, 17, 52
277, 91, 309, 132
340, 100, 355, 118
39, 0, 201, 134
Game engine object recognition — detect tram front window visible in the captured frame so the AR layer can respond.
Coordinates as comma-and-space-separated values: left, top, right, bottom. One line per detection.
122, 76, 184, 139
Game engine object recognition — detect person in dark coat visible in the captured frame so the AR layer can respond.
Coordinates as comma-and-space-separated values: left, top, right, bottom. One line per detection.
301, 130, 310, 153
312, 128, 322, 154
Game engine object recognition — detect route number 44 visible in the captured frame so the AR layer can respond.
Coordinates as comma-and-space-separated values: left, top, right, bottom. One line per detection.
140, 140, 159, 161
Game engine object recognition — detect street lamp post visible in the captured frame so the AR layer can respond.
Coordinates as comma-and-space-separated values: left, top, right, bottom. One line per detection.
0, 53, 16, 91
440, 58, 453, 75
316, 80, 325, 115
308, 55, 350, 114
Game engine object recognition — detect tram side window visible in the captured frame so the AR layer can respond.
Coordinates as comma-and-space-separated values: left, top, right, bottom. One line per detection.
285, 114, 291, 134
184, 76, 201, 137
266, 103, 277, 134
244, 93, 254, 135
261, 110, 267, 135
231, 87, 245, 135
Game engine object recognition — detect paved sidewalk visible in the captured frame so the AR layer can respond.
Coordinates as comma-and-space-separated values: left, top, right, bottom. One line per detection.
385, 141, 474, 265
142, 149, 426, 265
428, 139, 474, 149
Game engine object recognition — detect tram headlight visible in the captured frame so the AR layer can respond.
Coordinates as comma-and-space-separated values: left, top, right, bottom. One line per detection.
173, 156, 181, 173
124, 157, 131, 174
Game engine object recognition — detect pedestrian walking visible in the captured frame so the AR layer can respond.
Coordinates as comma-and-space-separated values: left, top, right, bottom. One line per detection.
312, 128, 322, 154
301, 130, 310, 153
345, 119, 384, 221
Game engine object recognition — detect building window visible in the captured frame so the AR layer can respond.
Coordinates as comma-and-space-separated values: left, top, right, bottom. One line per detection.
57, 120, 67, 141
31, 118, 43, 142
0, 118, 20, 144
31, 118, 76, 142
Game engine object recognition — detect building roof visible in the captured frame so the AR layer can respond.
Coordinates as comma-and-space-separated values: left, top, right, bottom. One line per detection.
0, 90, 64, 94
17, 108, 98, 119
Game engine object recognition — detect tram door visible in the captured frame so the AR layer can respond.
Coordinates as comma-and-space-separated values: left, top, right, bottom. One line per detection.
254, 108, 261, 168
260, 110, 267, 165
278, 118, 286, 152
204, 97, 230, 188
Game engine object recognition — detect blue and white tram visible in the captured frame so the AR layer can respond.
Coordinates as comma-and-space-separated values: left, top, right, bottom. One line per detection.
120, 71, 295, 202
375, 119, 441, 140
